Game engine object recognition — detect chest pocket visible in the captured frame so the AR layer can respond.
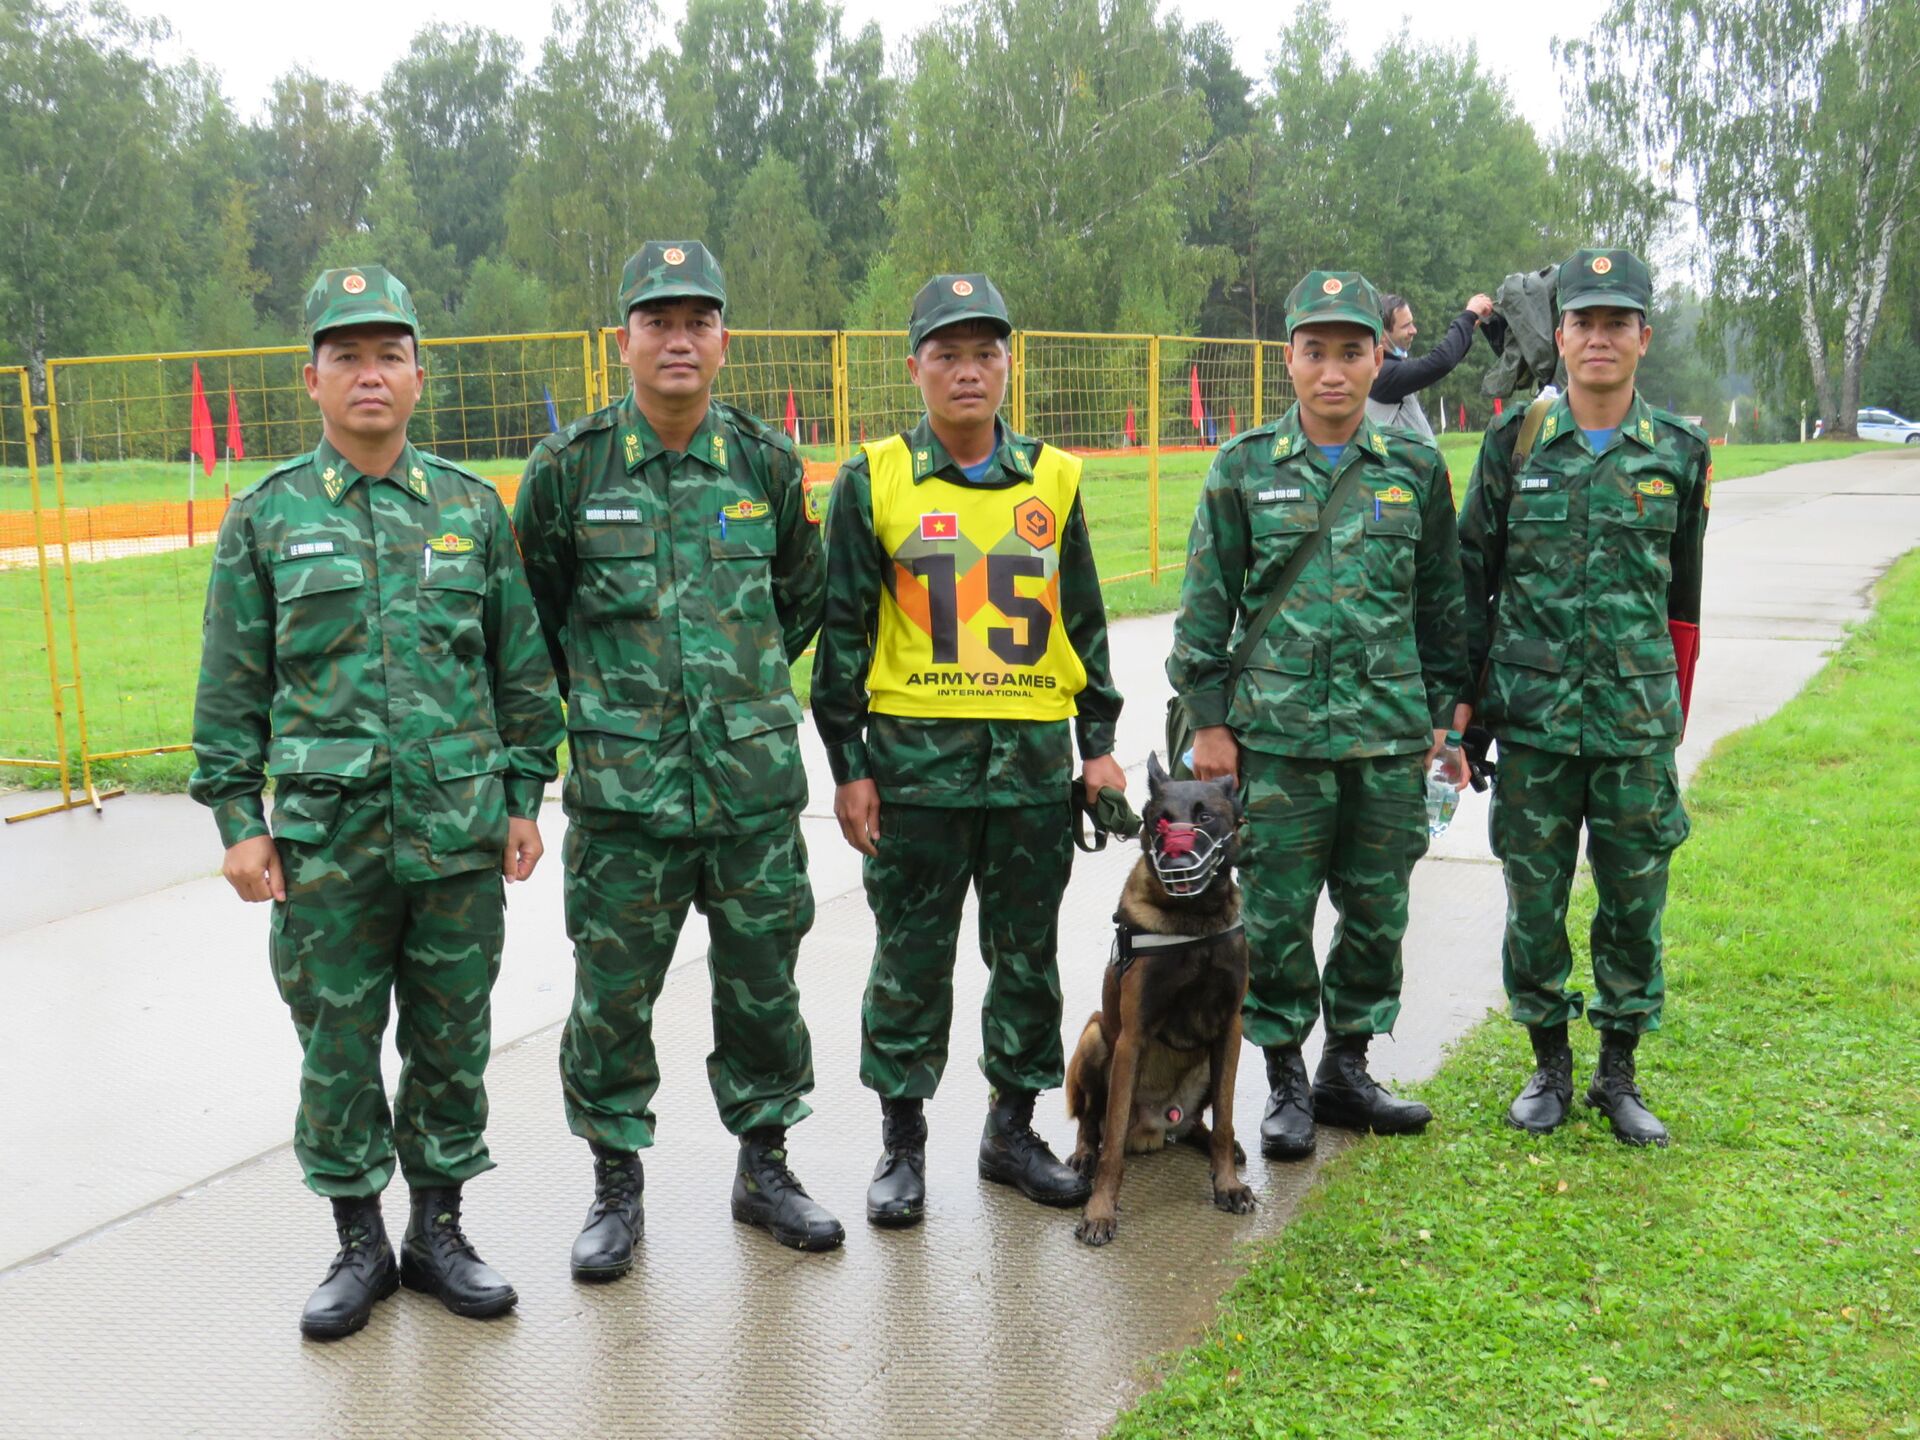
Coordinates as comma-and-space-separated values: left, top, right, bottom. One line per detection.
272, 553, 367, 660
574, 524, 659, 621
421, 553, 487, 657
709, 518, 777, 625
1247, 499, 1319, 596
1505, 491, 1568, 574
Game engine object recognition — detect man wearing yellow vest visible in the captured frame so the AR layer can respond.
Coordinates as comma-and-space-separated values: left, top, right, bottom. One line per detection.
813, 273, 1126, 1227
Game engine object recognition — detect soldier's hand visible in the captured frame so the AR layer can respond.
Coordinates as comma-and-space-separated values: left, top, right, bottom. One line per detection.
1081, 753, 1127, 806
1466, 294, 1494, 321
503, 816, 544, 882
1426, 728, 1471, 791
835, 779, 882, 858
1190, 726, 1239, 786
223, 834, 285, 904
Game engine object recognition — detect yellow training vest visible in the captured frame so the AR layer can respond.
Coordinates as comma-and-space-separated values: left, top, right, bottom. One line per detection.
864, 433, 1088, 721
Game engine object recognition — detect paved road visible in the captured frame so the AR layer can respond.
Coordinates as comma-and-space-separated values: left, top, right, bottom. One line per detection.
2, 449, 1915, 1439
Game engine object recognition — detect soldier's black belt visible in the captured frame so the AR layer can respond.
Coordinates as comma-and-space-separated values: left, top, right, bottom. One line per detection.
1110, 920, 1244, 976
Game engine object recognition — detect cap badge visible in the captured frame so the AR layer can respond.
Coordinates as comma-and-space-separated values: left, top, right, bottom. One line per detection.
1321, 277, 1344, 295
951, 279, 975, 297
342, 273, 367, 295
1591, 255, 1614, 275
663, 247, 686, 265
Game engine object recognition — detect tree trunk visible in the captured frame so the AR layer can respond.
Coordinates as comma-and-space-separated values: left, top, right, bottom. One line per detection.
27, 299, 51, 466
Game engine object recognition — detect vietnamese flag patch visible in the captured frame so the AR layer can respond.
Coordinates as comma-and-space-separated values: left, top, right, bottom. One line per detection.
919, 512, 960, 541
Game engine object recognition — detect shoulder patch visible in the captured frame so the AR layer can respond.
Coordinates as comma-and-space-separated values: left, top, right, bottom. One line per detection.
1217, 422, 1278, 456
237, 453, 313, 502
416, 450, 495, 490
1648, 405, 1710, 446
538, 403, 619, 457
713, 400, 798, 457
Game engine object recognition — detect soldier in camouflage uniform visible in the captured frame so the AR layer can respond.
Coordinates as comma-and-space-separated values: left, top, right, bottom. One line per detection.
1169, 271, 1471, 1162
1458, 248, 1708, 1147
512, 241, 841, 1267
191, 266, 564, 1339
813, 273, 1126, 1227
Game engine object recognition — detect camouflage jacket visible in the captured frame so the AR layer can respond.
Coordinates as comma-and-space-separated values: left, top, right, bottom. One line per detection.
811, 418, 1122, 809
513, 393, 824, 836
1167, 407, 1469, 760
189, 438, 564, 883
1457, 390, 1709, 757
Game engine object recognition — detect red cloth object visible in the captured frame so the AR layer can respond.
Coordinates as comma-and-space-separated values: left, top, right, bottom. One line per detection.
1228, 407, 1238, 436
1125, 405, 1137, 445
1493, 397, 1504, 417
784, 387, 798, 439
224, 384, 245, 460
189, 363, 217, 477
1189, 365, 1203, 431
1459, 402, 1468, 429
1669, 620, 1701, 725
1154, 818, 1197, 858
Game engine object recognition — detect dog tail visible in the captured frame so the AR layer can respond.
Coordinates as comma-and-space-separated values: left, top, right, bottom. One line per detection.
1063, 1014, 1108, 1120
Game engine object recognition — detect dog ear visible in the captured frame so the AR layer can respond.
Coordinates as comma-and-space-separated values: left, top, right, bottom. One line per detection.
1147, 751, 1169, 797
1216, 773, 1240, 815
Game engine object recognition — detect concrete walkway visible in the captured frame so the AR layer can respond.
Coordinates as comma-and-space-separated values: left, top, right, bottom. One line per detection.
2, 449, 1915, 1439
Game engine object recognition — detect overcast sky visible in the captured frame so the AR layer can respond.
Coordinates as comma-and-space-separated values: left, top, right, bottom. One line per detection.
130, 0, 1612, 142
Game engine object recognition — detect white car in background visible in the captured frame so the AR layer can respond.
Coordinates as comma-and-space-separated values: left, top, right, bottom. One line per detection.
1857, 408, 1920, 443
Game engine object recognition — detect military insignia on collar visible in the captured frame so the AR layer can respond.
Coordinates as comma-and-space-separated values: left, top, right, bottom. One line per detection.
1636, 478, 1675, 497
710, 432, 728, 468
1541, 415, 1559, 442
720, 498, 770, 521
1376, 485, 1414, 505
409, 473, 427, 497
428, 532, 475, 554
322, 469, 345, 501
623, 431, 641, 466
1638, 417, 1655, 443
1369, 432, 1388, 457
1008, 446, 1032, 477
913, 447, 933, 478
1272, 432, 1295, 459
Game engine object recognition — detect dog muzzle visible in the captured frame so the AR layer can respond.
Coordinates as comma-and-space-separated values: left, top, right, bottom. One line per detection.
1147, 819, 1225, 897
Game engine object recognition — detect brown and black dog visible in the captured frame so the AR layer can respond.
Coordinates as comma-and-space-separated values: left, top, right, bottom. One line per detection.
1066, 754, 1256, 1246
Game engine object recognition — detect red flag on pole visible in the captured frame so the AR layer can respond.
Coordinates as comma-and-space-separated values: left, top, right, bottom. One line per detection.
225, 384, 245, 460
1189, 365, 1203, 432
1125, 405, 1137, 446
810, 420, 818, 445
1459, 403, 1468, 430
859, 420, 866, 443
189, 363, 217, 477
1492, 397, 1504, 418
1228, 408, 1238, 437
784, 387, 798, 440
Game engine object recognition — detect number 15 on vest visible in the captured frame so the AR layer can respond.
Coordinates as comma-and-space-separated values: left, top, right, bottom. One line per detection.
862, 437, 1089, 721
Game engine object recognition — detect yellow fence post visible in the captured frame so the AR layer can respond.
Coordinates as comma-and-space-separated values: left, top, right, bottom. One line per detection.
832, 332, 849, 462
1147, 335, 1162, 582
1252, 343, 1264, 430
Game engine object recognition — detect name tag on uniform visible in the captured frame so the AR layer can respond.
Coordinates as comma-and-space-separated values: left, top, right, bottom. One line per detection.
1519, 476, 1552, 492
285, 540, 337, 558
1255, 487, 1304, 503
583, 507, 641, 522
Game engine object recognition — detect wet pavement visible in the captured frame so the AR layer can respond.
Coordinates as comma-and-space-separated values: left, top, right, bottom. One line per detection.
3, 449, 1916, 1439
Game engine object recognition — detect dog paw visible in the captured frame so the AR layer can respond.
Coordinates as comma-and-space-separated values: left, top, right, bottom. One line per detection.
1068, 1147, 1098, 1178
1212, 1182, 1256, 1215
1074, 1213, 1117, 1247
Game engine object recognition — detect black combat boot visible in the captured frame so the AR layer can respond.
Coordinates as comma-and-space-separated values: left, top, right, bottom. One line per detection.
732, 1128, 846, 1251
300, 1196, 399, 1340
1312, 1034, 1433, 1134
1586, 1032, 1670, 1147
1506, 1023, 1575, 1134
867, 1098, 928, 1228
1260, 1045, 1316, 1160
978, 1089, 1091, 1206
571, 1144, 644, 1282
400, 1186, 518, 1318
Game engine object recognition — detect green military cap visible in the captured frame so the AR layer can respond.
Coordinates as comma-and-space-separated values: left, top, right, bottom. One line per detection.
617, 241, 727, 319
1556, 247, 1652, 314
907, 273, 1012, 353
1283, 271, 1384, 339
304, 266, 421, 346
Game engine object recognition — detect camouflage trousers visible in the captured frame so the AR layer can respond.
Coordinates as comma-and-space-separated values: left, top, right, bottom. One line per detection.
1237, 750, 1430, 1049
559, 816, 816, 1149
1490, 742, 1689, 1034
860, 802, 1075, 1100
270, 791, 505, 1199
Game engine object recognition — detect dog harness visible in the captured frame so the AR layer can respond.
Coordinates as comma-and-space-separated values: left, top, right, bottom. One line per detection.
1109, 918, 1245, 977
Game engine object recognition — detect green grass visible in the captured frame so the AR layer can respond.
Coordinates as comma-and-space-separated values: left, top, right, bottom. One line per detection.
1, 439, 1905, 795
1114, 551, 1920, 1440
0, 456, 527, 509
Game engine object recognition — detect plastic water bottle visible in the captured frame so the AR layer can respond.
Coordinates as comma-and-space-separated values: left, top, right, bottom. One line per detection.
1426, 730, 1463, 837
